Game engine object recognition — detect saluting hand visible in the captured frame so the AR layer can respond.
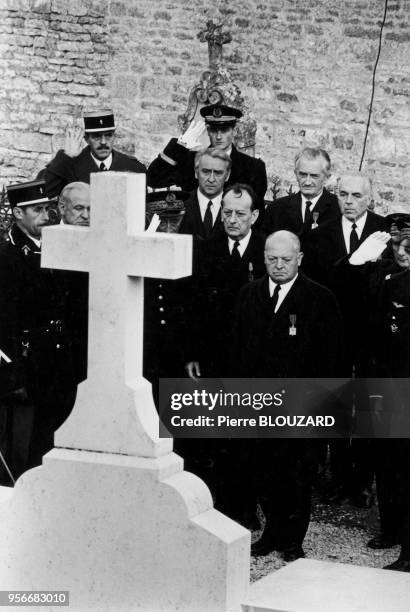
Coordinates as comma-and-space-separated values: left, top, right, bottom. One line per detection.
63, 126, 84, 158
349, 231, 391, 265
177, 119, 209, 151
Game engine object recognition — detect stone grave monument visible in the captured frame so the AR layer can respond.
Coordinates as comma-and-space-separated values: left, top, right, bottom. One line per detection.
0, 172, 250, 611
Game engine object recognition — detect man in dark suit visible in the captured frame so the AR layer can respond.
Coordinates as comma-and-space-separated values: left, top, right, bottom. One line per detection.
262, 147, 340, 236
147, 104, 267, 218
179, 147, 231, 241
183, 183, 266, 527
43, 110, 146, 198
232, 231, 343, 560
186, 183, 266, 379
303, 174, 387, 507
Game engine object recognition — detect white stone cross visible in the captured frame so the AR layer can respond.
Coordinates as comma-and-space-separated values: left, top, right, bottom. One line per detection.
41, 172, 192, 458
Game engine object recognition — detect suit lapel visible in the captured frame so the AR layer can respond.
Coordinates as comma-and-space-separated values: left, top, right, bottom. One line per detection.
80, 147, 99, 176
110, 150, 124, 171
287, 193, 303, 227
313, 189, 332, 219
191, 195, 204, 235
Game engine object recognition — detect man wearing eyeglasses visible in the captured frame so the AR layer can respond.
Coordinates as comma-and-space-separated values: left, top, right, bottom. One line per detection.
42, 110, 146, 198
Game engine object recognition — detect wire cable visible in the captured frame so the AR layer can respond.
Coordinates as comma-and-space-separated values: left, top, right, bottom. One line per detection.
359, 0, 389, 171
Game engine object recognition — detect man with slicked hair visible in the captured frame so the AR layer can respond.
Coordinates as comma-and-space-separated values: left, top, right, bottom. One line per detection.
262, 147, 340, 236
179, 147, 232, 240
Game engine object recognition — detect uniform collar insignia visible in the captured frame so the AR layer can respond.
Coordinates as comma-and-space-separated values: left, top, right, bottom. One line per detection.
21, 244, 31, 256
392, 301, 405, 308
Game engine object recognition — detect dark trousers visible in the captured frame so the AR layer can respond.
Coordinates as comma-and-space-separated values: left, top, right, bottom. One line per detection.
375, 438, 410, 552
256, 439, 319, 549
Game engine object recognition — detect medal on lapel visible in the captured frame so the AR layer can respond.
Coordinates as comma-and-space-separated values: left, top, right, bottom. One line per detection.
311, 212, 319, 229
248, 262, 254, 282
390, 314, 398, 333
289, 314, 297, 336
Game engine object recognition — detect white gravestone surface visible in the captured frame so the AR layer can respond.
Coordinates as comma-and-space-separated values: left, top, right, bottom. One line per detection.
0, 173, 250, 611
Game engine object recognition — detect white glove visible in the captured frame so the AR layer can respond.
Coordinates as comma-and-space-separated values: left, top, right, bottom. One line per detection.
349, 231, 390, 265
177, 119, 208, 151
146, 213, 161, 233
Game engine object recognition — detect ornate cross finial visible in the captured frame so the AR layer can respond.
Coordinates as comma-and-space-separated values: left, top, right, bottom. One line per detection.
197, 20, 232, 70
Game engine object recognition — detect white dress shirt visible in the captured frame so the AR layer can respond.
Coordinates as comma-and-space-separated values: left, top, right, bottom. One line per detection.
228, 229, 252, 256
269, 274, 299, 313
91, 152, 113, 170
341, 212, 367, 252
197, 189, 222, 225
301, 191, 323, 222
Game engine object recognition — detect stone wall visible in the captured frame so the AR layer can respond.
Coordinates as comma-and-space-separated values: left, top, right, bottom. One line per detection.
0, 0, 409, 211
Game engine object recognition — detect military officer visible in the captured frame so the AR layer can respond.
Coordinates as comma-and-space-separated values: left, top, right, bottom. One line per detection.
378, 265, 410, 573
0, 180, 77, 480
143, 189, 191, 405
147, 104, 267, 218
42, 110, 146, 198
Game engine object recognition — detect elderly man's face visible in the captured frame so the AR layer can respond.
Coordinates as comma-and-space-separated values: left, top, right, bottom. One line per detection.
264, 234, 303, 284
85, 130, 115, 161
222, 190, 258, 241
393, 238, 410, 269
206, 125, 234, 150
195, 154, 230, 199
338, 176, 370, 221
59, 188, 90, 226
294, 156, 328, 199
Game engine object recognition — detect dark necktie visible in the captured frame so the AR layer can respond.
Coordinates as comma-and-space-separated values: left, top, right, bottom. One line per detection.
231, 240, 241, 264
349, 222, 359, 254
203, 201, 213, 237
304, 200, 312, 227
99, 162, 107, 171
271, 284, 281, 313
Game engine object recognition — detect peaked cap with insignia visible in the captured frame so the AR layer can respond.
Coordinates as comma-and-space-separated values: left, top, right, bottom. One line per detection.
83, 109, 116, 133
200, 104, 242, 128
7, 179, 52, 208
385, 213, 410, 243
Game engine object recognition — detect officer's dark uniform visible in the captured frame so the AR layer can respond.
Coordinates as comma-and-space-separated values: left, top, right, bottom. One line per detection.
147, 104, 268, 219
377, 268, 410, 571
42, 111, 146, 199
0, 181, 76, 482
143, 191, 193, 404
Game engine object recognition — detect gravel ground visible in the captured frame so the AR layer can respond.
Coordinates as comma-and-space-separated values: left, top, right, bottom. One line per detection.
250, 485, 401, 583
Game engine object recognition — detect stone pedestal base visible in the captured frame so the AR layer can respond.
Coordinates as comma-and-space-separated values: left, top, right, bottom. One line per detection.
242, 558, 410, 612
0, 449, 250, 611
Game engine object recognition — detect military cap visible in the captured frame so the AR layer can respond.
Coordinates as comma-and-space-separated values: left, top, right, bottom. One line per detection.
7, 179, 52, 208
83, 110, 116, 133
146, 189, 190, 233
385, 213, 410, 243
200, 104, 242, 127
